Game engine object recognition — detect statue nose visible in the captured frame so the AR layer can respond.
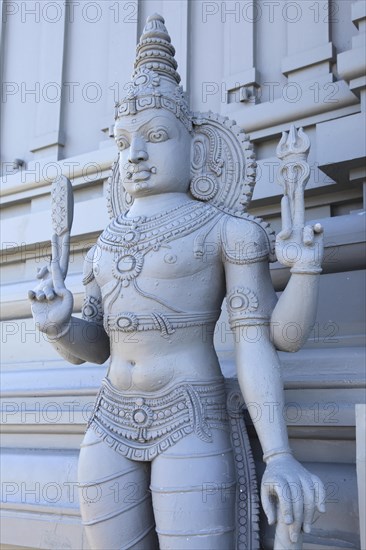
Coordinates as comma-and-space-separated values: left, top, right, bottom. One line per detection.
128, 137, 148, 163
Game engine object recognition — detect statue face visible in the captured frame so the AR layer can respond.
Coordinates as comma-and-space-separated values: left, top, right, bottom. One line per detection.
115, 109, 191, 198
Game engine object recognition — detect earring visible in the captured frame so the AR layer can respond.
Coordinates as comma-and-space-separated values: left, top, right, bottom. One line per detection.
190, 174, 218, 201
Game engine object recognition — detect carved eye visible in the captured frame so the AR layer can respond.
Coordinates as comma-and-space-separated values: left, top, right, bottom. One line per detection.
147, 128, 168, 143
116, 136, 130, 151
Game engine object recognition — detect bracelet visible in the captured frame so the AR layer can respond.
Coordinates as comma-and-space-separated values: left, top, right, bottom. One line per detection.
291, 266, 322, 275
263, 447, 293, 463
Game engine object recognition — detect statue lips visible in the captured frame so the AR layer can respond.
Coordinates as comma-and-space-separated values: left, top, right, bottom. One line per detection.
127, 165, 157, 182
133, 170, 152, 182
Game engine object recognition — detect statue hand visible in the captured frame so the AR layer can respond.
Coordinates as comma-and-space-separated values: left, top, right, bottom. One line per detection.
276, 195, 324, 273
28, 233, 73, 338
261, 454, 326, 544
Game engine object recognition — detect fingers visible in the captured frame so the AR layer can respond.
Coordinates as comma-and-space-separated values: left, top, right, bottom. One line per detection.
51, 234, 66, 293
28, 289, 46, 302
278, 195, 292, 239
299, 478, 315, 535
51, 232, 61, 264
28, 286, 55, 302
303, 225, 314, 245
303, 223, 324, 246
36, 265, 49, 279
36, 291, 46, 301
312, 474, 326, 514
293, 187, 305, 230
261, 483, 277, 525
28, 290, 36, 301
293, 475, 324, 537
44, 287, 56, 301
263, 459, 326, 545
263, 476, 318, 543
282, 475, 324, 540
286, 482, 304, 543
59, 231, 70, 278
314, 222, 323, 235
275, 479, 294, 526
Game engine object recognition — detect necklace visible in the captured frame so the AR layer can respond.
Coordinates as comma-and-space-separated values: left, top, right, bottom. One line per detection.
98, 201, 220, 287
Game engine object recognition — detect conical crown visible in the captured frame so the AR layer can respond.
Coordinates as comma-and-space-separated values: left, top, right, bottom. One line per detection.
115, 14, 191, 132
134, 13, 180, 86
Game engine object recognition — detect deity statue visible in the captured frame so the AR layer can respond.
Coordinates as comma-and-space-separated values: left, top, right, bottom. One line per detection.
29, 14, 326, 550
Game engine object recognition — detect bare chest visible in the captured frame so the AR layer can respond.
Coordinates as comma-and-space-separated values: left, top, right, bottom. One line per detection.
93, 203, 225, 314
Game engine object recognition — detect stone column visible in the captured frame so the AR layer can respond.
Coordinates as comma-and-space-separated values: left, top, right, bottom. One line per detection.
29, 0, 67, 161
222, 1, 260, 109
282, 0, 334, 86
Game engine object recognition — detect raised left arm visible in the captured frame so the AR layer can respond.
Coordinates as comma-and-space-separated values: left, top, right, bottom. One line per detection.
271, 202, 324, 352
271, 127, 324, 352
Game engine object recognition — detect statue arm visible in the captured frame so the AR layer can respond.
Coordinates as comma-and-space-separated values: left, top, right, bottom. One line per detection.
270, 271, 320, 352
238, 337, 325, 547
222, 218, 325, 546
49, 244, 110, 365
50, 315, 110, 365
224, 249, 288, 455
29, 240, 110, 365
270, 191, 323, 352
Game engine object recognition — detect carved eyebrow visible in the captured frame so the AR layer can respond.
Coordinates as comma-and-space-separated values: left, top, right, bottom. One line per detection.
115, 126, 130, 138
117, 115, 175, 136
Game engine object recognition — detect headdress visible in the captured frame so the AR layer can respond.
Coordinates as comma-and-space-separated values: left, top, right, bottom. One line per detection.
114, 13, 192, 133
108, 14, 275, 258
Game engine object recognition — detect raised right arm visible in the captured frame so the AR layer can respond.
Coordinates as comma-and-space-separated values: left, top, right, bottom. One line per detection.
51, 316, 110, 365
29, 240, 110, 365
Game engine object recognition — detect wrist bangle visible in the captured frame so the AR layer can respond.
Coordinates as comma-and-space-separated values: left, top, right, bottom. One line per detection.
263, 447, 293, 463
290, 266, 322, 274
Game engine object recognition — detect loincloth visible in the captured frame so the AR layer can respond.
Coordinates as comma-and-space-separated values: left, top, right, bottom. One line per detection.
88, 378, 229, 461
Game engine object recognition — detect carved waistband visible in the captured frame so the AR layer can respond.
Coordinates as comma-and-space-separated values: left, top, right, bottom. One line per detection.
104, 310, 220, 336
88, 378, 228, 461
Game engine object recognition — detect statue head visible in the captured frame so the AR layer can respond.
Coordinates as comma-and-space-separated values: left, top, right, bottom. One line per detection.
108, 13, 261, 229
113, 14, 192, 199
114, 105, 192, 199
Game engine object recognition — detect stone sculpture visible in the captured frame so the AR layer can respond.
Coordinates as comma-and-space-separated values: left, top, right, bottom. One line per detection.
29, 14, 326, 550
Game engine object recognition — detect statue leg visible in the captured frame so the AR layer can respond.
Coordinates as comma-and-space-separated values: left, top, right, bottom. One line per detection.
78, 428, 159, 550
151, 429, 236, 550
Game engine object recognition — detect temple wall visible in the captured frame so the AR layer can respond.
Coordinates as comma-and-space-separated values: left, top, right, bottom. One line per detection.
1, 1, 365, 548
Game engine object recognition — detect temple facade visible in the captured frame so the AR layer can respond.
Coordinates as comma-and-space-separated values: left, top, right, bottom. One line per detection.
1, 1, 365, 549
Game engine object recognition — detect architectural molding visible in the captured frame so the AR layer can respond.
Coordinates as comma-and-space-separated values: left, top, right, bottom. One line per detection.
29, 130, 66, 153
223, 79, 358, 134
0, 145, 115, 199
282, 42, 335, 76
222, 1, 259, 106
338, 47, 366, 83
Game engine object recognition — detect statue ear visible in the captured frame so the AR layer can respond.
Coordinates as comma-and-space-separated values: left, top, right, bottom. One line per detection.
189, 112, 257, 213
189, 133, 220, 201
106, 157, 134, 218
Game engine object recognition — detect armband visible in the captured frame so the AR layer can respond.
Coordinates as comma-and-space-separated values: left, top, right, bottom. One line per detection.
221, 216, 270, 265
226, 287, 269, 329
82, 296, 103, 324
290, 266, 322, 275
